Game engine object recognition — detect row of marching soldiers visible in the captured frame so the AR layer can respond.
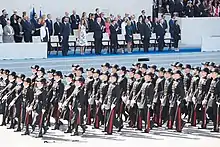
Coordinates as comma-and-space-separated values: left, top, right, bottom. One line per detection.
0, 62, 220, 138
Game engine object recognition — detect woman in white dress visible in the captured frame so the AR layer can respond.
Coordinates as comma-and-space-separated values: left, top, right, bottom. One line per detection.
78, 19, 88, 55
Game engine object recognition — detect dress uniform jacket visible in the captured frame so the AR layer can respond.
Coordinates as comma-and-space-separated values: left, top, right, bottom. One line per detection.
129, 79, 143, 101
33, 88, 47, 114
127, 77, 135, 96
97, 81, 109, 103
90, 78, 101, 104
186, 75, 200, 102
153, 77, 165, 103
184, 73, 192, 93
51, 80, 65, 104
84, 77, 94, 103
161, 78, 173, 106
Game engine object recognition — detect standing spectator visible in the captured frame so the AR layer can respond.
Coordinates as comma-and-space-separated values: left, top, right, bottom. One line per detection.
139, 10, 146, 23
131, 15, 137, 34
93, 17, 103, 55
125, 20, 133, 53
46, 14, 53, 36
95, 8, 100, 20
105, 17, 111, 36
3, 20, 14, 43
70, 10, 80, 34
156, 19, 166, 51
62, 12, 70, 23
116, 15, 123, 34
12, 17, 23, 43
88, 13, 95, 32
173, 20, 181, 52
40, 22, 49, 42
78, 19, 88, 55
141, 18, 151, 52
169, 0, 175, 17
161, 14, 168, 31
212, 2, 220, 17
54, 17, 62, 44
175, 0, 184, 17
109, 14, 114, 21
100, 12, 106, 27
194, 1, 201, 17
31, 14, 41, 36
121, 18, 128, 36
0, 24, 3, 43
137, 16, 143, 33
61, 17, 71, 56
147, 16, 153, 30
169, 15, 176, 38
185, 1, 195, 17
23, 16, 34, 42
10, 10, 20, 25
109, 20, 118, 54
0, 9, 8, 28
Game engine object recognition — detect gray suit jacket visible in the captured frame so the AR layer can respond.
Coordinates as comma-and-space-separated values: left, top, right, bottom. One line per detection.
3, 25, 14, 43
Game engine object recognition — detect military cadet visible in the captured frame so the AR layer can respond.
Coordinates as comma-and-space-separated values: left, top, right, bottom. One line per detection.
31, 78, 47, 137
75, 67, 85, 82
51, 71, 64, 130
136, 72, 154, 132
167, 70, 185, 132
140, 63, 148, 76
101, 63, 111, 73
104, 73, 122, 135
71, 64, 80, 77
21, 77, 34, 135
45, 69, 56, 127
208, 62, 216, 71
128, 70, 143, 128
117, 66, 128, 126
171, 62, 179, 72
111, 64, 119, 74
187, 66, 200, 125
193, 67, 211, 128
148, 65, 158, 86
36, 67, 46, 81
1, 72, 17, 129
202, 68, 220, 132
98, 72, 109, 131
30, 65, 40, 87
71, 77, 86, 136
10, 74, 25, 132
132, 63, 141, 70
60, 73, 75, 133
201, 62, 210, 68
152, 67, 165, 127
183, 64, 193, 121
161, 68, 173, 126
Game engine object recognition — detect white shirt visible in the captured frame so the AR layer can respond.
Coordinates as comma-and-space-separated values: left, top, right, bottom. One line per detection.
0, 24, 3, 36
121, 21, 127, 35
40, 26, 49, 41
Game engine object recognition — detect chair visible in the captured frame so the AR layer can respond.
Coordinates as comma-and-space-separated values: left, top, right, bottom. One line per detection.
133, 33, 142, 51
164, 33, 172, 49
102, 33, 110, 52
117, 34, 126, 50
86, 32, 94, 53
50, 36, 61, 55
150, 33, 157, 51
32, 36, 41, 43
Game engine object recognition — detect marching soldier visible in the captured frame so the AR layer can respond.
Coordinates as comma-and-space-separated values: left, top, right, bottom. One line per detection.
21, 78, 34, 135
136, 72, 154, 132
30, 65, 40, 88
152, 67, 165, 127
171, 62, 179, 72
51, 71, 64, 130
111, 64, 119, 74
36, 67, 46, 81
202, 68, 220, 132
140, 63, 148, 76
167, 70, 185, 132
101, 63, 111, 73
148, 65, 158, 86
31, 78, 47, 137
60, 73, 75, 133
75, 67, 85, 82
132, 63, 141, 70
193, 67, 211, 128
71, 64, 80, 77
71, 77, 86, 136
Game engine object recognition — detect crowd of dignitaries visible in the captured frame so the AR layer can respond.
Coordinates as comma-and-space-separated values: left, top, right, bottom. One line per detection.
0, 61, 220, 138
0, 8, 181, 55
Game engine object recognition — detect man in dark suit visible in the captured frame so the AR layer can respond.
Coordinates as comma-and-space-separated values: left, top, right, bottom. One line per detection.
22, 16, 34, 42
93, 17, 103, 55
141, 18, 151, 52
95, 8, 100, 20
110, 20, 118, 54
46, 14, 53, 36
30, 14, 41, 36
116, 15, 122, 34
70, 10, 80, 35
54, 17, 62, 44
156, 19, 165, 51
0, 9, 8, 28
62, 12, 70, 24
138, 10, 146, 23
10, 10, 20, 25
61, 17, 71, 56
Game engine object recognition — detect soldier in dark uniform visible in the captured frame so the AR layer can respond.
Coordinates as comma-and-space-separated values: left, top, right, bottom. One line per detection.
128, 70, 143, 128
171, 62, 179, 72
84, 68, 94, 125
101, 63, 111, 73
45, 69, 56, 127
60, 73, 75, 133
71, 64, 80, 77
193, 68, 211, 128
75, 67, 85, 82
152, 67, 165, 127
202, 68, 220, 132
183, 64, 193, 122
140, 63, 148, 78
136, 72, 154, 133
51, 71, 64, 130
31, 78, 47, 137
167, 70, 185, 132
161, 68, 173, 126
201, 62, 210, 69
132, 63, 141, 70
36, 67, 46, 82
2, 72, 17, 129
148, 65, 158, 86
71, 77, 86, 136
104, 73, 122, 135
21, 78, 34, 135
30, 65, 40, 88
10, 74, 25, 132
117, 66, 127, 126
111, 64, 119, 74
208, 62, 216, 71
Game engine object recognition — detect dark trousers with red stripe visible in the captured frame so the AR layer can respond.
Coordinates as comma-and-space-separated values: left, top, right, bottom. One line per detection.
175, 106, 183, 132
167, 106, 176, 129
190, 103, 202, 126
153, 102, 161, 126
207, 104, 220, 131
106, 108, 121, 134
73, 108, 85, 133
137, 107, 152, 132
128, 104, 138, 127
86, 104, 95, 125
187, 101, 194, 122
94, 104, 104, 129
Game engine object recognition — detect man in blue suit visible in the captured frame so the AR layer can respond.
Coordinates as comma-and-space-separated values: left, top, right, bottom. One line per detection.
61, 17, 71, 56
23, 15, 34, 42
46, 14, 53, 51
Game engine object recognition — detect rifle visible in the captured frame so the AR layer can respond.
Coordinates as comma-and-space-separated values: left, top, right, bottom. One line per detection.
1, 86, 17, 102
0, 84, 11, 97
145, 104, 151, 133
216, 102, 220, 131
8, 92, 22, 109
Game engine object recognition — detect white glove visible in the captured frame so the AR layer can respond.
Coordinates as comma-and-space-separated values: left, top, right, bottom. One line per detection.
177, 100, 181, 106
192, 97, 196, 104
101, 105, 105, 110
111, 104, 116, 110
126, 100, 131, 106
42, 109, 45, 113
99, 99, 102, 104
26, 106, 32, 112
88, 98, 94, 105
58, 102, 62, 109
122, 96, 127, 103
202, 100, 207, 105
95, 100, 99, 105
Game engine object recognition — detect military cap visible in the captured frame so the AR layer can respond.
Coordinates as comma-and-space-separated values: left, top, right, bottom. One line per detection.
93, 69, 101, 75
156, 67, 165, 72
201, 67, 209, 74
215, 64, 220, 69
24, 77, 31, 84
148, 65, 157, 70
64, 73, 74, 79
176, 63, 183, 68
171, 62, 179, 67
3, 69, 10, 75
110, 73, 118, 79
53, 71, 63, 78
192, 66, 201, 71
36, 78, 47, 84
75, 77, 84, 82
119, 66, 127, 72
37, 67, 45, 74
86, 67, 95, 72
211, 68, 219, 74
76, 67, 84, 73
101, 71, 109, 76
17, 74, 25, 80
127, 68, 136, 73
209, 62, 216, 67
144, 72, 154, 78
111, 64, 119, 70
183, 64, 191, 69
132, 63, 141, 67
0, 69, 4, 74
135, 70, 142, 75
31, 65, 40, 70
173, 70, 182, 75
101, 63, 110, 68
9, 72, 17, 78
140, 63, 148, 69
72, 64, 80, 68
47, 69, 56, 74
165, 68, 173, 74
201, 62, 210, 66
